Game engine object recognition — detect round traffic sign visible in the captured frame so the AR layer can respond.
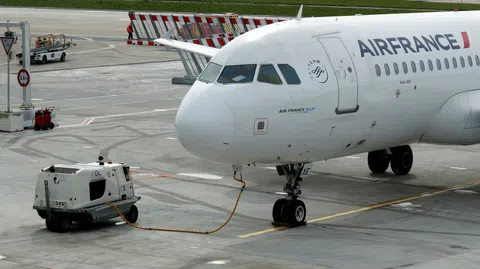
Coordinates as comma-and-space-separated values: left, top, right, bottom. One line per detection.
17, 68, 30, 87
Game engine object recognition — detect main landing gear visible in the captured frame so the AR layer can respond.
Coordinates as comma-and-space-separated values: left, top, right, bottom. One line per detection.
367, 145, 413, 175
272, 163, 312, 227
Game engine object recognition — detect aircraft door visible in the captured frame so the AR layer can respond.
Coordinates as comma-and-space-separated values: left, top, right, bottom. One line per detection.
318, 37, 359, 114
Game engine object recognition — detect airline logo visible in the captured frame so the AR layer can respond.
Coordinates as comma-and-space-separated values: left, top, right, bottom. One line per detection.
358, 32, 470, 57
308, 59, 329, 83
279, 106, 316, 114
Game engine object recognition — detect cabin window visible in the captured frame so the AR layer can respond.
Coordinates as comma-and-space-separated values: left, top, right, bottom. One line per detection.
402, 62, 408, 74
217, 64, 257, 84
468, 56, 473, 67
41, 167, 79, 174
393, 62, 399, 75
476, 55, 480, 66
444, 58, 450, 69
419, 60, 425, 72
452, 57, 458, 68
198, 62, 222, 83
428, 59, 433, 71
460, 56, 466, 68
278, 64, 301, 84
384, 63, 390, 76
375, 64, 381, 76
89, 179, 106, 201
257, 64, 283, 85
123, 166, 131, 181
411, 61, 417, 73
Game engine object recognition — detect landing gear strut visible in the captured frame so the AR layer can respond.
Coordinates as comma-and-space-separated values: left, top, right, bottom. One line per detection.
368, 145, 413, 175
272, 163, 311, 227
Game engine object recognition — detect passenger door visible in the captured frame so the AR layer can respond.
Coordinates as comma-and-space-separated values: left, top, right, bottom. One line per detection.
317, 37, 359, 114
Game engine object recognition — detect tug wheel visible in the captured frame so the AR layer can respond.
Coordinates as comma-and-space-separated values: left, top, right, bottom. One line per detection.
125, 205, 138, 223
46, 215, 71, 233
37, 210, 48, 219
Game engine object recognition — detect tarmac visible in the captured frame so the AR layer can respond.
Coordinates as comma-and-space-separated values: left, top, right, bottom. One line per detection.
0, 7, 480, 269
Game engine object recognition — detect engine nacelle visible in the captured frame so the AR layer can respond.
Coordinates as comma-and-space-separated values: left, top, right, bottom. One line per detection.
421, 90, 480, 145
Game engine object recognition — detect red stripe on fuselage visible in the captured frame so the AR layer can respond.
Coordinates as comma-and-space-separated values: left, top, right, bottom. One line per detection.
462, 32, 470, 48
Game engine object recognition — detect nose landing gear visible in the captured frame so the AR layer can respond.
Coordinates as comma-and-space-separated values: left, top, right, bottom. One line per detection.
272, 163, 311, 227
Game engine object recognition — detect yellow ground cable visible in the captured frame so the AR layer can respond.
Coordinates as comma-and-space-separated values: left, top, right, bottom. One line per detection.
106, 172, 246, 234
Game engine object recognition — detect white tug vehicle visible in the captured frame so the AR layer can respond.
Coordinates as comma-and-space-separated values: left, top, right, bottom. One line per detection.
33, 156, 140, 232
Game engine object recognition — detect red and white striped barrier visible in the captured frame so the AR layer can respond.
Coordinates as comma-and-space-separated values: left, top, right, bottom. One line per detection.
128, 12, 288, 46
126, 40, 162, 46
187, 36, 235, 48
126, 12, 290, 80
127, 36, 235, 48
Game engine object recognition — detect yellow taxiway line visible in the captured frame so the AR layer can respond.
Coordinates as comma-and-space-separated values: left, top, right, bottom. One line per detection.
238, 181, 480, 238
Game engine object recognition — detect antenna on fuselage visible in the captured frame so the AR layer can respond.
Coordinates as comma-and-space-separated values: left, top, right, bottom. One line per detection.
296, 4, 303, 21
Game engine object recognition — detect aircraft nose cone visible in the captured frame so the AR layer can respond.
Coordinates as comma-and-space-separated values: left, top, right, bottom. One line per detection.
175, 99, 234, 163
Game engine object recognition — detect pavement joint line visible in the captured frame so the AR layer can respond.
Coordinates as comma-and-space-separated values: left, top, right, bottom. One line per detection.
58, 108, 178, 128
238, 180, 480, 238
0, 88, 179, 108
27, 59, 182, 74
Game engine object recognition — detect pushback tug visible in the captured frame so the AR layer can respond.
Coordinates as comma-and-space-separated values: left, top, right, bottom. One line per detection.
33, 156, 140, 233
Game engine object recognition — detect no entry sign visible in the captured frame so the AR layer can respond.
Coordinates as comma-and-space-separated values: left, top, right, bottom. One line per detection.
17, 68, 30, 87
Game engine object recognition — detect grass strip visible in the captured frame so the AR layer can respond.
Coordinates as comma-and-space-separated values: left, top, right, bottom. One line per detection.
154, 0, 480, 11
1, 0, 468, 17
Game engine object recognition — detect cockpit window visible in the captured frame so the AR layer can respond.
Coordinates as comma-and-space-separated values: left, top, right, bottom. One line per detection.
257, 64, 283, 85
278, 64, 301, 85
217, 64, 256, 84
198, 62, 222, 83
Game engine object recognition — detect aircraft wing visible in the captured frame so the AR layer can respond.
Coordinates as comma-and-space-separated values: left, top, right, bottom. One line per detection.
154, 37, 219, 58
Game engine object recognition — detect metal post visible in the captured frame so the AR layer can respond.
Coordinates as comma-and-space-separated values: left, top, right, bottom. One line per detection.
44, 180, 51, 220
7, 51, 10, 113
193, 15, 205, 38
21, 22, 32, 109
149, 14, 161, 38
190, 52, 203, 75
178, 50, 193, 78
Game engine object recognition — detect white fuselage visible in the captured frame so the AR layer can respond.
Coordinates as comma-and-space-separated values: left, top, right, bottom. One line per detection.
174, 10, 480, 165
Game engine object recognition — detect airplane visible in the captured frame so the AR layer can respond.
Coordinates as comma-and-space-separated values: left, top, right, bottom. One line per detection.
154, 6, 480, 227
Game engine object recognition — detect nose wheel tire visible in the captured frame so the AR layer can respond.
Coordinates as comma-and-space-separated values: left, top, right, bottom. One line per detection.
272, 198, 306, 227
272, 198, 290, 223
288, 200, 306, 225
390, 145, 413, 175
